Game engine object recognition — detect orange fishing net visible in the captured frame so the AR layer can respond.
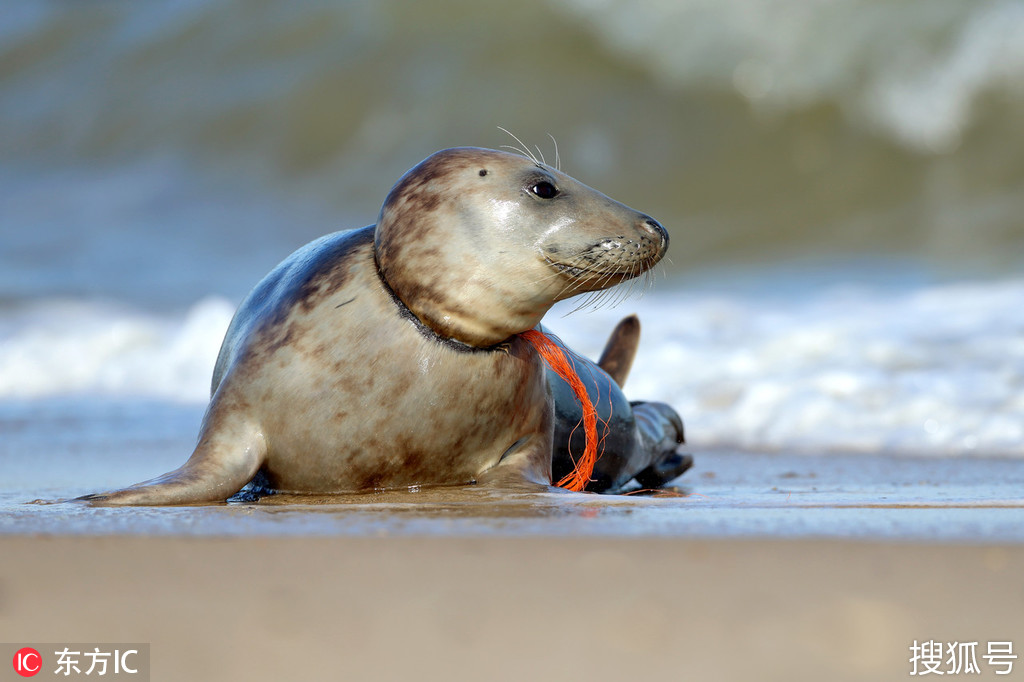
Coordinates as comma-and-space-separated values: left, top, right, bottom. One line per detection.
519, 329, 598, 492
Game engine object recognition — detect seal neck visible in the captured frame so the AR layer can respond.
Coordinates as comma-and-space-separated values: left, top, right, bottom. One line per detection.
373, 257, 509, 352
373, 250, 549, 347
413, 302, 547, 348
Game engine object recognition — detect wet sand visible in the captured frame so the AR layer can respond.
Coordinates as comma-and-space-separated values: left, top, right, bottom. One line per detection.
2, 451, 1023, 680
4, 450, 1023, 541
1, 535, 1021, 681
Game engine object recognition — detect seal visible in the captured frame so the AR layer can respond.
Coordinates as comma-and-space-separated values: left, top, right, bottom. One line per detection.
81, 147, 691, 505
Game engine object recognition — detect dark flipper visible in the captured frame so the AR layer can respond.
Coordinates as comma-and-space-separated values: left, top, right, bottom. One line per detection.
597, 314, 640, 387
635, 453, 693, 489
631, 400, 692, 488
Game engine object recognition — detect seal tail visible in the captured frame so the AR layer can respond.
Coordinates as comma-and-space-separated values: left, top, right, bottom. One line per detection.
597, 315, 640, 387
519, 329, 598, 493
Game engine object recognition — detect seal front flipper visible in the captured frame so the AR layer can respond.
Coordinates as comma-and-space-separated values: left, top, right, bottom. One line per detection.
475, 413, 555, 493
80, 407, 266, 506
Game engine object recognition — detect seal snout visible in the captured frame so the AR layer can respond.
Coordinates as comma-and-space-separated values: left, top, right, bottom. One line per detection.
639, 216, 669, 251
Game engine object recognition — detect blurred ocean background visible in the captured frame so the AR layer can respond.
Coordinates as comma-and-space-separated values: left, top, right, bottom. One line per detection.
2, 0, 1023, 485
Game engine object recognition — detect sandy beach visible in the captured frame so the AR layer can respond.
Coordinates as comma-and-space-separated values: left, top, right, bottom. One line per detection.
2, 450, 1022, 681
1, 534, 1021, 681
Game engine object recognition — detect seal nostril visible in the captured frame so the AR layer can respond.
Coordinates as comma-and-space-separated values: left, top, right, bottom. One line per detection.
640, 216, 668, 247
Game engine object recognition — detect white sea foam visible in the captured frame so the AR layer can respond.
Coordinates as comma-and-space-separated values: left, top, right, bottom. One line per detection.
0, 297, 234, 403
2, 276, 1022, 456
549, 275, 1024, 457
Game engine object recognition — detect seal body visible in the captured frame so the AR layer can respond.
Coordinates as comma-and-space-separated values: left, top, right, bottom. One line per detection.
83, 147, 689, 505
211, 225, 552, 493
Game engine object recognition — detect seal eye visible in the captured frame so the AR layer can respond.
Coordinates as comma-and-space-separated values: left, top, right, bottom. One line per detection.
530, 181, 559, 199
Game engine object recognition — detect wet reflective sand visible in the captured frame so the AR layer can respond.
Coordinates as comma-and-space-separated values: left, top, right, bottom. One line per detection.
6, 451, 1022, 542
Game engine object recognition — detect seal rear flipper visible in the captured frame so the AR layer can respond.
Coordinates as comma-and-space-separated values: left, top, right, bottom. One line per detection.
634, 451, 694, 489
597, 315, 640, 387
628, 400, 691, 488
79, 418, 266, 506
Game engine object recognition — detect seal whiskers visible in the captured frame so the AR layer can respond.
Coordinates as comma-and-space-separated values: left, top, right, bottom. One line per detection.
497, 126, 542, 165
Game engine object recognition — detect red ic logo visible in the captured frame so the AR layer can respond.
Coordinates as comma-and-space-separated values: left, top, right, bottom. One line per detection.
13, 647, 42, 677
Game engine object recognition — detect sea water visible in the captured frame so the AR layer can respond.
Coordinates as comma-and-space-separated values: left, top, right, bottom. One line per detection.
1, 1, 1023, 521
2, 271, 1022, 462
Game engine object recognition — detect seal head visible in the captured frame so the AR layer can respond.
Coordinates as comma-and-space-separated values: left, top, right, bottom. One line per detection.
375, 147, 668, 347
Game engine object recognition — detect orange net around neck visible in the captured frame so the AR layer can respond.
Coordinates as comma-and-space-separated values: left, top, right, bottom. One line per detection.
518, 329, 598, 492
